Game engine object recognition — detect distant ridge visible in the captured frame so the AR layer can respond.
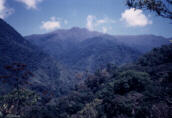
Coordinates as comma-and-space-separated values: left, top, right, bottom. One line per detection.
114, 34, 170, 53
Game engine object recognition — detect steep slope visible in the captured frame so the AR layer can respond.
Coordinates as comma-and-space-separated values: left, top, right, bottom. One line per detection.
0, 19, 65, 96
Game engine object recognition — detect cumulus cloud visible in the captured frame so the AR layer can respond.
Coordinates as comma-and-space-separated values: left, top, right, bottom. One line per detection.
16, 0, 43, 9
86, 15, 115, 33
121, 8, 152, 27
0, 0, 14, 19
41, 17, 61, 31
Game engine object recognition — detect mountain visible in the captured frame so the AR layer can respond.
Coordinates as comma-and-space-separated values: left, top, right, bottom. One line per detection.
58, 36, 140, 71
25, 27, 102, 61
26, 30, 140, 71
0, 19, 72, 96
114, 35, 170, 53
25, 27, 169, 71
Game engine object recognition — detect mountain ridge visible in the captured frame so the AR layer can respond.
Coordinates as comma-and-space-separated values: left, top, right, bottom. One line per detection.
25, 27, 169, 71
25, 27, 170, 53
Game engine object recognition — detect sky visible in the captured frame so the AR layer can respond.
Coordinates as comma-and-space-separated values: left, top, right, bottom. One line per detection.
0, 0, 172, 37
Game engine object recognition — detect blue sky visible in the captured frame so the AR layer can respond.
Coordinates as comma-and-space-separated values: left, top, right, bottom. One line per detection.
0, 0, 172, 37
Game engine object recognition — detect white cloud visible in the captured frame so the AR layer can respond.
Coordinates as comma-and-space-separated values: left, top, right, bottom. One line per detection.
96, 17, 116, 26
16, 0, 43, 9
121, 8, 152, 27
96, 19, 106, 25
86, 15, 96, 31
86, 15, 115, 32
41, 17, 61, 31
102, 27, 108, 33
0, 0, 14, 19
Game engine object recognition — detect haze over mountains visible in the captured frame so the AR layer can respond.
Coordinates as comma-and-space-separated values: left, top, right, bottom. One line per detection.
26, 27, 170, 71
0, 17, 170, 96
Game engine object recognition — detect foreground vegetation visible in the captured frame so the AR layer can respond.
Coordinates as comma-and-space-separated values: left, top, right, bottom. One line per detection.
0, 44, 172, 118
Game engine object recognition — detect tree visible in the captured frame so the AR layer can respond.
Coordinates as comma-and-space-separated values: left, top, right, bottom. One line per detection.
0, 62, 34, 116
126, 0, 172, 20
0, 89, 40, 117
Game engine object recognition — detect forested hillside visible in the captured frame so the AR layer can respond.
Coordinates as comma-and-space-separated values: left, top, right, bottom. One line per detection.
1, 44, 170, 118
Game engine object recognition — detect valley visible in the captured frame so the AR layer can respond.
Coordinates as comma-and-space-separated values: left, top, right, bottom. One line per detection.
0, 18, 171, 118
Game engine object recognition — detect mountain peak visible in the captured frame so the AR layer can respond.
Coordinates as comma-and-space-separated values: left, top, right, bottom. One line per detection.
70, 27, 86, 31
69, 27, 89, 33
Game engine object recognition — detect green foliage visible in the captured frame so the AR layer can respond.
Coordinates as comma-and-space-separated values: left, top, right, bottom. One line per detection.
1, 43, 172, 118
138, 44, 172, 66
0, 89, 40, 116
85, 75, 106, 93
113, 70, 151, 94
71, 99, 102, 118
